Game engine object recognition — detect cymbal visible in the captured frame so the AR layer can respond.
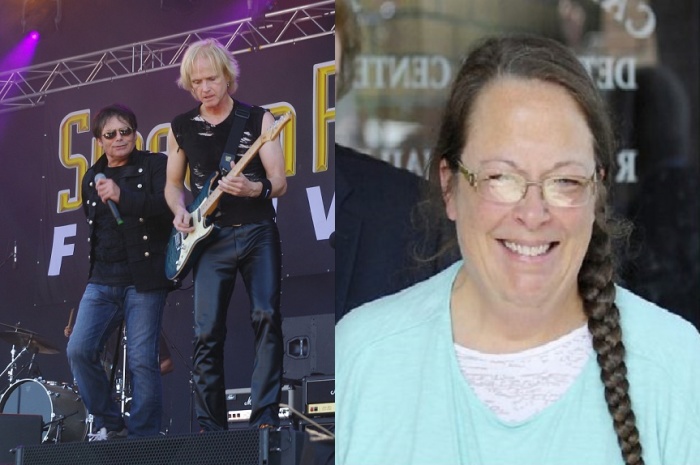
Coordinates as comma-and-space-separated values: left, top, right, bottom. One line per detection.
0, 331, 60, 354
0, 322, 37, 334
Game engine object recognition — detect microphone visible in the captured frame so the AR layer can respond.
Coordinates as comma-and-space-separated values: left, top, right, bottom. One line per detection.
12, 240, 16, 269
94, 173, 124, 226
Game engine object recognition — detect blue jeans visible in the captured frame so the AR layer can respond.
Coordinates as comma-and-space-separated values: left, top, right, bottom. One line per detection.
66, 284, 167, 438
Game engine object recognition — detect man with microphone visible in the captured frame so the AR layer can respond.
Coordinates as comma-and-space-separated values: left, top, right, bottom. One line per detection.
66, 103, 174, 440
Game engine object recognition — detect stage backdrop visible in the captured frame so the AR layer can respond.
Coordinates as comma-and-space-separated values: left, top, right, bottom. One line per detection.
0, 0, 335, 435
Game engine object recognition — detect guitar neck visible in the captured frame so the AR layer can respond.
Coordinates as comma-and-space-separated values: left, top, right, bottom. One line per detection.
199, 135, 267, 217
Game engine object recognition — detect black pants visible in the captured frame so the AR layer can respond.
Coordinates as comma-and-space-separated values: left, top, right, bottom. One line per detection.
192, 219, 283, 430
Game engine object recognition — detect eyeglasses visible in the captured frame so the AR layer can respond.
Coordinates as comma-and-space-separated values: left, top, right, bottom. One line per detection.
102, 127, 134, 140
456, 161, 598, 207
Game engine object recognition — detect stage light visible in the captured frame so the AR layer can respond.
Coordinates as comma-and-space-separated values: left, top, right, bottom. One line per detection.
0, 29, 40, 73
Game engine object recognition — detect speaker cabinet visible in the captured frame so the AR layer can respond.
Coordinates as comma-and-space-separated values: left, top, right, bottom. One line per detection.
282, 314, 334, 381
16, 429, 262, 465
0, 414, 42, 465
14, 427, 309, 465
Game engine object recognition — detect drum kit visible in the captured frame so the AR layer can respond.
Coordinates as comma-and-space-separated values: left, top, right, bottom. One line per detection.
0, 321, 133, 444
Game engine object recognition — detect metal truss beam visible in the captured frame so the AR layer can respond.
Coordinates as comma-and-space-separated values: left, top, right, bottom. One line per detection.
0, 0, 334, 114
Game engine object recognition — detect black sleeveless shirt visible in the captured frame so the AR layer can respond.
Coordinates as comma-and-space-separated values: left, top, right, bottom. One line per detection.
171, 100, 276, 226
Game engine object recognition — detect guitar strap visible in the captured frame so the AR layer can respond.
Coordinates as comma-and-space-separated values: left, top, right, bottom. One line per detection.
219, 101, 251, 175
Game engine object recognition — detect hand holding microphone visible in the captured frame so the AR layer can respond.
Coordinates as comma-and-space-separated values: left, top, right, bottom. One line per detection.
94, 173, 124, 225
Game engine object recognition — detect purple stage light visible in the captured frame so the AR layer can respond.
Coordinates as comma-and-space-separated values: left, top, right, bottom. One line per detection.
0, 30, 40, 73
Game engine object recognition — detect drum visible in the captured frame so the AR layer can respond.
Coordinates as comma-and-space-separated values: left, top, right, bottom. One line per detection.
0, 378, 87, 443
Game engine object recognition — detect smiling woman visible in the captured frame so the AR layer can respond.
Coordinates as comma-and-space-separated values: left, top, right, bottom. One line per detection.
335, 35, 700, 465
440, 77, 598, 336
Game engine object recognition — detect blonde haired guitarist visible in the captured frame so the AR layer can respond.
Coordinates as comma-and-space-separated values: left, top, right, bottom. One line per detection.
164, 39, 287, 432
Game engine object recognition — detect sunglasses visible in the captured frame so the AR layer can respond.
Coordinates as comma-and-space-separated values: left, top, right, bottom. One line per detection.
102, 127, 134, 140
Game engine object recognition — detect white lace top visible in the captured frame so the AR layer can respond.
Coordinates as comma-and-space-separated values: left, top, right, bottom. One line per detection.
455, 323, 593, 423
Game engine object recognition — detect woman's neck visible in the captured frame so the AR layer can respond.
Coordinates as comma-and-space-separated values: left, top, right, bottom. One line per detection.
450, 266, 587, 354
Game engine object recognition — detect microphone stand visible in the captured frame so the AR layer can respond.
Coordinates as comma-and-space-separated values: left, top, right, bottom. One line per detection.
0, 251, 13, 270
119, 327, 130, 416
1, 345, 27, 383
27, 351, 42, 379
42, 410, 79, 443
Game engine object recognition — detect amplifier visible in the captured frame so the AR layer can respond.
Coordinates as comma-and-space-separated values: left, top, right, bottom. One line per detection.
303, 375, 334, 416
226, 385, 299, 424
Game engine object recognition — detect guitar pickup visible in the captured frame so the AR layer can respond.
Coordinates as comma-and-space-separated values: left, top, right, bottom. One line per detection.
175, 231, 189, 250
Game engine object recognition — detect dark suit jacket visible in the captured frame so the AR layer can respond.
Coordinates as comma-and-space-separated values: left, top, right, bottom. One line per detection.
335, 144, 454, 321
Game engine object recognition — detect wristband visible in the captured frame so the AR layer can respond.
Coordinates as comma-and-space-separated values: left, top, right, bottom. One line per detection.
258, 178, 272, 199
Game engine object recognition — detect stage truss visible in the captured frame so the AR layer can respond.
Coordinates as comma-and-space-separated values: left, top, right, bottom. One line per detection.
0, 0, 334, 114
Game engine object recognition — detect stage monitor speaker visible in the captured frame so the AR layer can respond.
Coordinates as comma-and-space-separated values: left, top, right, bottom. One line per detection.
282, 313, 334, 381
16, 429, 265, 465
0, 414, 42, 465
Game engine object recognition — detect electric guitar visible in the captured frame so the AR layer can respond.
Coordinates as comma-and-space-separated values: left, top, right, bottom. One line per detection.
165, 111, 292, 280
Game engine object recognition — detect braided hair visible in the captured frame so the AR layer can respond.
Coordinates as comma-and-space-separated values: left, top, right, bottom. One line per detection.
423, 35, 643, 465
